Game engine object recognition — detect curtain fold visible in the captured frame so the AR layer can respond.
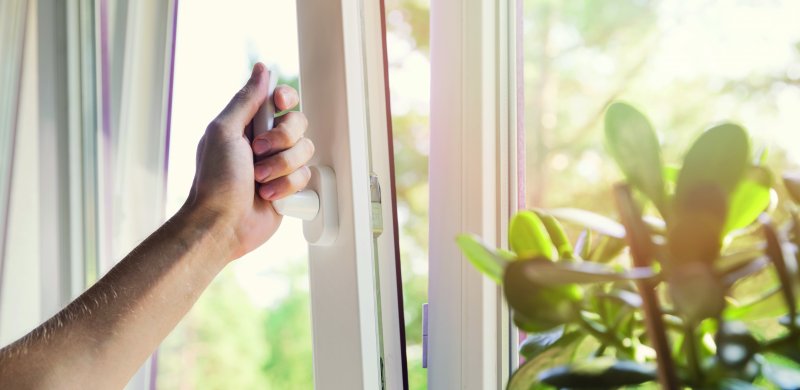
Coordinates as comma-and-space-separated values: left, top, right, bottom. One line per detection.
0, 0, 29, 312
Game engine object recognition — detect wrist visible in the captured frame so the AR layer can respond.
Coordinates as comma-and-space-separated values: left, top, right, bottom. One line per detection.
175, 203, 239, 265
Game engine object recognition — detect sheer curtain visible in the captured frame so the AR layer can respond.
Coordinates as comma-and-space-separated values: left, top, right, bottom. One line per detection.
0, 1, 177, 389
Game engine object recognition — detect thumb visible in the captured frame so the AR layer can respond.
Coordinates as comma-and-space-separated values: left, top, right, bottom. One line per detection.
214, 63, 270, 133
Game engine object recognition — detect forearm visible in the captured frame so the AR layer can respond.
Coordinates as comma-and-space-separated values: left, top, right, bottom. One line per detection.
0, 206, 234, 389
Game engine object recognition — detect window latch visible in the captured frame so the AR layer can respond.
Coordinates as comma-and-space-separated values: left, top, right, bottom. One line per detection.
254, 71, 339, 246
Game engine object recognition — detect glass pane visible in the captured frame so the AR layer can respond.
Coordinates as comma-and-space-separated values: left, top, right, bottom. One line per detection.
158, 1, 312, 388
383, 1, 431, 389
523, 0, 800, 211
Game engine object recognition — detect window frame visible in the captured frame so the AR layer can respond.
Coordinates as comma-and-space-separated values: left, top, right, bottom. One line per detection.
428, 0, 520, 387
296, 0, 407, 388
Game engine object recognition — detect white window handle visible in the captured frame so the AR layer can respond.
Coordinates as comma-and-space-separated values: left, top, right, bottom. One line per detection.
253, 71, 338, 246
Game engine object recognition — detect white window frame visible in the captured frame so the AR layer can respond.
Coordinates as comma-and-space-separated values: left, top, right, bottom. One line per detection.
296, 0, 406, 388
428, 0, 520, 388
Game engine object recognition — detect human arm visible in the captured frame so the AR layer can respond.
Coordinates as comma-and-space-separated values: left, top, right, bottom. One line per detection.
0, 63, 312, 389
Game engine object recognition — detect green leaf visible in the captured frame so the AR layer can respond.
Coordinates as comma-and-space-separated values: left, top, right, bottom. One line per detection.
724, 166, 773, 235
510, 211, 556, 260
758, 353, 800, 390
504, 260, 582, 332
588, 235, 627, 263
595, 289, 643, 309
675, 123, 750, 206
538, 357, 657, 388
604, 102, 666, 210
721, 256, 769, 286
667, 186, 727, 265
719, 379, 764, 390
548, 208, 626, 239
457, 234, 508, 284
666, 262, 725, 323
668, 125, 750, 267
512, 258, 657, 285
535, 210, 574, 259
519, 326, 565, 360
663, 164, 681, 186
717, 249, 767, 274
574, 230, 592, 260
507, 332, 585, 390
725, 286, 785, 320
784, 172, 800, 204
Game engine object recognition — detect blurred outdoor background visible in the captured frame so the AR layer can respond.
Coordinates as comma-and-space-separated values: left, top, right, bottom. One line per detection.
155, 0, 800, 389
524, 0, 800, 212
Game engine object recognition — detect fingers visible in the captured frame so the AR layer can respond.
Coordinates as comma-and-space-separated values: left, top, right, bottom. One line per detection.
253, 137, 315, 183
258, 166, 312, 201
274, 85, 300, 111
212, 63, 270, 134
251, 111, 308, 156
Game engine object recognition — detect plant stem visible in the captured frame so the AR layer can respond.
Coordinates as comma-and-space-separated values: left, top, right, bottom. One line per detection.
684, 323, 702, 385
613, 184, 680, 389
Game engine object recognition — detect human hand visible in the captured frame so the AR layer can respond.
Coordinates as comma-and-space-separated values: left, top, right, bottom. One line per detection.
185, 63, 313, 260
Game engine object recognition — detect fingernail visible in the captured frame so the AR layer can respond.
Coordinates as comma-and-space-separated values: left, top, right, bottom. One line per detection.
278, 89, 289, 102
260, 186, 276, 200
254, 164, 271, 181
252, 63, 265, 77
253, 139, 270, 155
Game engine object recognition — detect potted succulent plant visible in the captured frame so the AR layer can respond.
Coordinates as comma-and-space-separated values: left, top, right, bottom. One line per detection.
458, 102, 800, 389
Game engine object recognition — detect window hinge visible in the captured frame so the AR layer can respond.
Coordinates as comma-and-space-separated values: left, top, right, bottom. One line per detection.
370, 173, 383, 237
422, 303, 429, 369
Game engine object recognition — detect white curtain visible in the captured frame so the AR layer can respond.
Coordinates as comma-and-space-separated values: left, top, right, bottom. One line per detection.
0, 1, 178, 389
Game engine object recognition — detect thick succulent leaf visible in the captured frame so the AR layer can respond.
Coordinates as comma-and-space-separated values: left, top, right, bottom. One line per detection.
784, 172, 800, 204
510, 211, 556, 260
519, 326, 565, 360
721, 256, 769, 286
667, 262, 725, 323
604, 102, 666, 210
456, 234, 508, 284
513, 258, 657, 285
667, 186, 727, 265
675, 123, 750, 205
548, 208, 626, 239
758, 353, 800, 390
663, 164, 680, 186
574, 230, 592, 260
507, 332, 585, 390
717, 248, 766, 274
595, 289, 643, 309
504, 260, 582, 332
725, 286, 785, 320
724, 166, 773, 235
537, 357, 657, 388
588, 235, 627, 263
535, 210, 574, 259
